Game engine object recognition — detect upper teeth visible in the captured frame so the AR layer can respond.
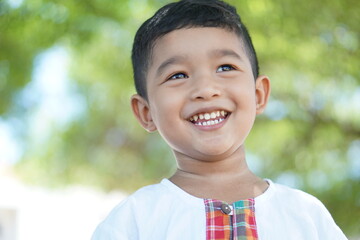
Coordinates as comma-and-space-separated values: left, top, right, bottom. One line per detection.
189, 110, 228, 122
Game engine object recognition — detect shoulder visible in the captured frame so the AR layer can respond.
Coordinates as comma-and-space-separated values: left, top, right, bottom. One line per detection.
271, 181, 324, 207
128, 180, 169, 202
91, 181, 169, 239
92, 179, 205, 240
255, 180, 347, 239
266, 181, 332, 218
102, 180, 172, 218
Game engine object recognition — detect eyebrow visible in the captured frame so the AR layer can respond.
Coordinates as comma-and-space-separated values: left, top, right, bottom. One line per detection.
155, 55, 187, 77
209, 49, 243, 61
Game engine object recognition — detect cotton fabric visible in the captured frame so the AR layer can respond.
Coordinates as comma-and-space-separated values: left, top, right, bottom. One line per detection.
204, 198, 258, 240
92, 179, 347, 240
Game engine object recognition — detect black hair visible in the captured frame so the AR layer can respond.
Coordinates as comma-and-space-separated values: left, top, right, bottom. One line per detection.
131, 0, 259, 99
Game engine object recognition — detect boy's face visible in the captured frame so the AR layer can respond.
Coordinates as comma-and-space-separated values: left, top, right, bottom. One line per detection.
131, 27, 270, 162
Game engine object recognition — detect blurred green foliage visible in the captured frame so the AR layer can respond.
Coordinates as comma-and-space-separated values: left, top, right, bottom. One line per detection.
1, 0, 359, 237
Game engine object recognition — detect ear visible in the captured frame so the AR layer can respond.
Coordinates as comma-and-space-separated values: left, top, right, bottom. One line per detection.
130, 94, 157, 132
255, 75, 271, 114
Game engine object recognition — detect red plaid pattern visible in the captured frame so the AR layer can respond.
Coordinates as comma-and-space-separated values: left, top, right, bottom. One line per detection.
204, 199, 258, 240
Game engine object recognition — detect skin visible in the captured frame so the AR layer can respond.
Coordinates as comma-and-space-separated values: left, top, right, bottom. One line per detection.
131, 27, 271, 203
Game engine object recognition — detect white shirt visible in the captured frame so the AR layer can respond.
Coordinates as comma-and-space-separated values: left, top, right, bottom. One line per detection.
92, 179, 347, 240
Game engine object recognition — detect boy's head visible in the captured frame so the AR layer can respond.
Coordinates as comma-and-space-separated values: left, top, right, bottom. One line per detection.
132, 0, 259, 100
130, 0, 270, 161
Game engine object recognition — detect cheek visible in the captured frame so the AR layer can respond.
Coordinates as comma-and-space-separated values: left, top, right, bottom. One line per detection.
232, 83, 257, 106
149, 94, 181, 128
230, 83, 257, 123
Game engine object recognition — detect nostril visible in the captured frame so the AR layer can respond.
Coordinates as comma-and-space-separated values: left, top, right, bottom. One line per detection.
192, 87, 221, 100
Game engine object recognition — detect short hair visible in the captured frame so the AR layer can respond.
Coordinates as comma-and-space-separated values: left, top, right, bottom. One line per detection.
131, 0, 259, 99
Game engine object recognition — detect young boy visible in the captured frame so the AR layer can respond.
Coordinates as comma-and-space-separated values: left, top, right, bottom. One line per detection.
92, 0, 347, 239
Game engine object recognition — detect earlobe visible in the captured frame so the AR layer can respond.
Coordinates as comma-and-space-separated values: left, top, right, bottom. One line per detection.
255, 75, 271, 114
130, 94, 157, 132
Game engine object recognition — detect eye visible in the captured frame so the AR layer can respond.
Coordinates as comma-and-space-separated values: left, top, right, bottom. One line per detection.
217, 64, 236, 72
168, 72, 188, 80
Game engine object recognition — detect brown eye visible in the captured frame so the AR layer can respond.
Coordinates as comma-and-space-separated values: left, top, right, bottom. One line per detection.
168, 73, 188, 80
217, 65, 235, 72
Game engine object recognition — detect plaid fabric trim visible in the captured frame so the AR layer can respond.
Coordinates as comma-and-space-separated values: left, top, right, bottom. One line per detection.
204, 198, 258, 240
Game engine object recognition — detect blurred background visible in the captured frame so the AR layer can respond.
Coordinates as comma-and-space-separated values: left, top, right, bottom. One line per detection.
0, 0, 359, 239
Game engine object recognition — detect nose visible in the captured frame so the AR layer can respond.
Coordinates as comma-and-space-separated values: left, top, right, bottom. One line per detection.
190, 73, 221, 100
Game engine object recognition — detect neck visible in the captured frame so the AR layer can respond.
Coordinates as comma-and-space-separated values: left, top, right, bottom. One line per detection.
169, 145, 267, 202
172, 145, 250, 179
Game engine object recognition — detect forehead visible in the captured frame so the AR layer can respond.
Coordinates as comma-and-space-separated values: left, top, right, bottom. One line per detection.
147, 27, 250, 77
155, 27, 245, 59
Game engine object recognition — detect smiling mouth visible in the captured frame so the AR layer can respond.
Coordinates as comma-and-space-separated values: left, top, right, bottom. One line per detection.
188, 110, 230, 126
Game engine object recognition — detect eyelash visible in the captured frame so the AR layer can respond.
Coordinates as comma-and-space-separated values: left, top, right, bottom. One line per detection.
166, 64, 236, 81
168, 72, 188, 80
217, 64, 236, 72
